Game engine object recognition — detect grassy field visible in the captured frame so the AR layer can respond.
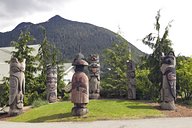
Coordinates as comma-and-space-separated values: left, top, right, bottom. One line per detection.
9, 99, 164, 122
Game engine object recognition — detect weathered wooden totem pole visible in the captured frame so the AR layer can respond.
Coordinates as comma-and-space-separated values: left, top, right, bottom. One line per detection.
126, 60, 136, 100
71, 53, 89, 116
88, 54, 100, 99
9, 57, 25, 116
160, 51, 176, 110
46, 64, 57, 103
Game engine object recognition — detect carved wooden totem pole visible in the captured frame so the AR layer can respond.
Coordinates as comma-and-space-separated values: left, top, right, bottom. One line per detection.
160, 51, 176, 110
46, 64, 57, 103
126, 60, 136, 100
88, 54, 100, 99
71, 53, 89, 116
9, 57, 25, 116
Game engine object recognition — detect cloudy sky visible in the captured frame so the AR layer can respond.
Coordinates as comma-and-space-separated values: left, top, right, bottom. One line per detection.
0, 0, 191, 56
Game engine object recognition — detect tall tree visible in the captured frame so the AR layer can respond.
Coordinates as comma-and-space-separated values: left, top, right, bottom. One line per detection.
102, 34, 131, 98
36, 28, 64, 100
11, 31, 38, 105
36, 28, 51, 91
142, 10, 173, 100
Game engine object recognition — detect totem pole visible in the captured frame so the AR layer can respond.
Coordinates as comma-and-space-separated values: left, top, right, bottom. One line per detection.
9, 57, 25, 116
46, 64, 57, 103
126, 60, 136, 100
71, 53, 89, 116
88, 54, 100, 99
160, 51, 176, 110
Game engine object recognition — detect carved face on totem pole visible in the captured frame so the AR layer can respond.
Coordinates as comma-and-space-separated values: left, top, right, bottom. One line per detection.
89, 63, 100, 76
160, 51, 176, 110
9, 57, 25, 116
46, 65, 57, 103
88, 54, 100, 99
126, 60, 136, 100
88, 55, 100, 76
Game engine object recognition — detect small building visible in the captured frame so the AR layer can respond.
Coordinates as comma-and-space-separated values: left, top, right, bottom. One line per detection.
63, 63, 74, 85
0, 45, 40, 84
0, 47, 14, 84
0, 45, 74, 84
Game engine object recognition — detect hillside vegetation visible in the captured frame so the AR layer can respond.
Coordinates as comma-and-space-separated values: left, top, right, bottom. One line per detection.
0, 15, 145, 62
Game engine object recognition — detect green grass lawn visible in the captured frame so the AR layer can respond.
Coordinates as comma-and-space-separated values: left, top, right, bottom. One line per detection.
9, 99, 164, 122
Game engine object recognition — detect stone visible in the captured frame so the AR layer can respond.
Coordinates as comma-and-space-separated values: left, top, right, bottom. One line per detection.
46, 64, 57, 103
160, 51, 176, 110
71, 55, 89, 116
9, 57, 25, 116
88, 54, 100, 99
126, 60, 136, 100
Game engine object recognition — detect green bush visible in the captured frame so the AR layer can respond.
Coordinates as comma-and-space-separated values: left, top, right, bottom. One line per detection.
31, 98, 48, 108
100, 82, 127, 98
177, 56, 192, 100
57, 81, 65, 98
136, 69, 159, 101
102, 37, 131, 99
0, 77, 9, 107
62, 92, 70, 100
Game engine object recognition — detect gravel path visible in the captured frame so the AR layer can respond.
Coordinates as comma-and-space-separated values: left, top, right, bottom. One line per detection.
0, 117, 192, 128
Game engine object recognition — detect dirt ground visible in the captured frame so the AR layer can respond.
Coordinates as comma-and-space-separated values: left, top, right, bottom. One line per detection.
149, 102, 192, 117
0, 106, 31, 121
1, 103, 192, 121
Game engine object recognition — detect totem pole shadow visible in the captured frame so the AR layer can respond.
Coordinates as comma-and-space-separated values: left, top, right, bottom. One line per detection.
127, 105, 155, 110
27, 112, 72, 122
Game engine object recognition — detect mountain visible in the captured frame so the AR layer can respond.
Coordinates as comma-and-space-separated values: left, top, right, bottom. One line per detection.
0, 15, 145, 62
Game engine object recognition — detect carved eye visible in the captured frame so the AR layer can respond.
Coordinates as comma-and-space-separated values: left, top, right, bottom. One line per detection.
166, 59, 171, 64
91, 57, 96, 61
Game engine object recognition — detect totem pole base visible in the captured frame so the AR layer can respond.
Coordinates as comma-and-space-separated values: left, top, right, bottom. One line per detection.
89, 93, 100, 99
160, 101, 176, 110
71, 107, 88, 116
9, 109, 23, 116
127, 89, 136, 100
48, 98, 57, 103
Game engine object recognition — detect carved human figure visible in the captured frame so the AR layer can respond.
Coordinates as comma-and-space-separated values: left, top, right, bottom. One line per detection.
88, 54, 100, 99
9, 57, 25, 116
160, 51, 176, 110
71, 57, 89, 116
46, 65, 57, 103
126, 60, 136, 100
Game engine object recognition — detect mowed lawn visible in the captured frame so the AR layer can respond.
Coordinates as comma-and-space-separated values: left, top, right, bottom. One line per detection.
9, 99, 164, 122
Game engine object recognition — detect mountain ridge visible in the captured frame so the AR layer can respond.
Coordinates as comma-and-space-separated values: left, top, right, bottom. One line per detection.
0, 15, 145, 62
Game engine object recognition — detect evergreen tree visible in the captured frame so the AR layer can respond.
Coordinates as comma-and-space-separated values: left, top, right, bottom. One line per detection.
142, 10, 173, 100
57, 64, 65, 98
102, 34, 131, 98
36, 28, 65, 100
11, 31, 38, 105
36, 29, 50, 94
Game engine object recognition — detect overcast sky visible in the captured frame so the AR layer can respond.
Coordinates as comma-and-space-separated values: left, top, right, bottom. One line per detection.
0, 0, 191, 56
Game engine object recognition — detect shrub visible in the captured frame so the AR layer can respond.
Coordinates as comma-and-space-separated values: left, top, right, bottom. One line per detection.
177, 56, 192, 100
136, 69, 159, 101
31, 98, 48, 108
0, 77, 9, 107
